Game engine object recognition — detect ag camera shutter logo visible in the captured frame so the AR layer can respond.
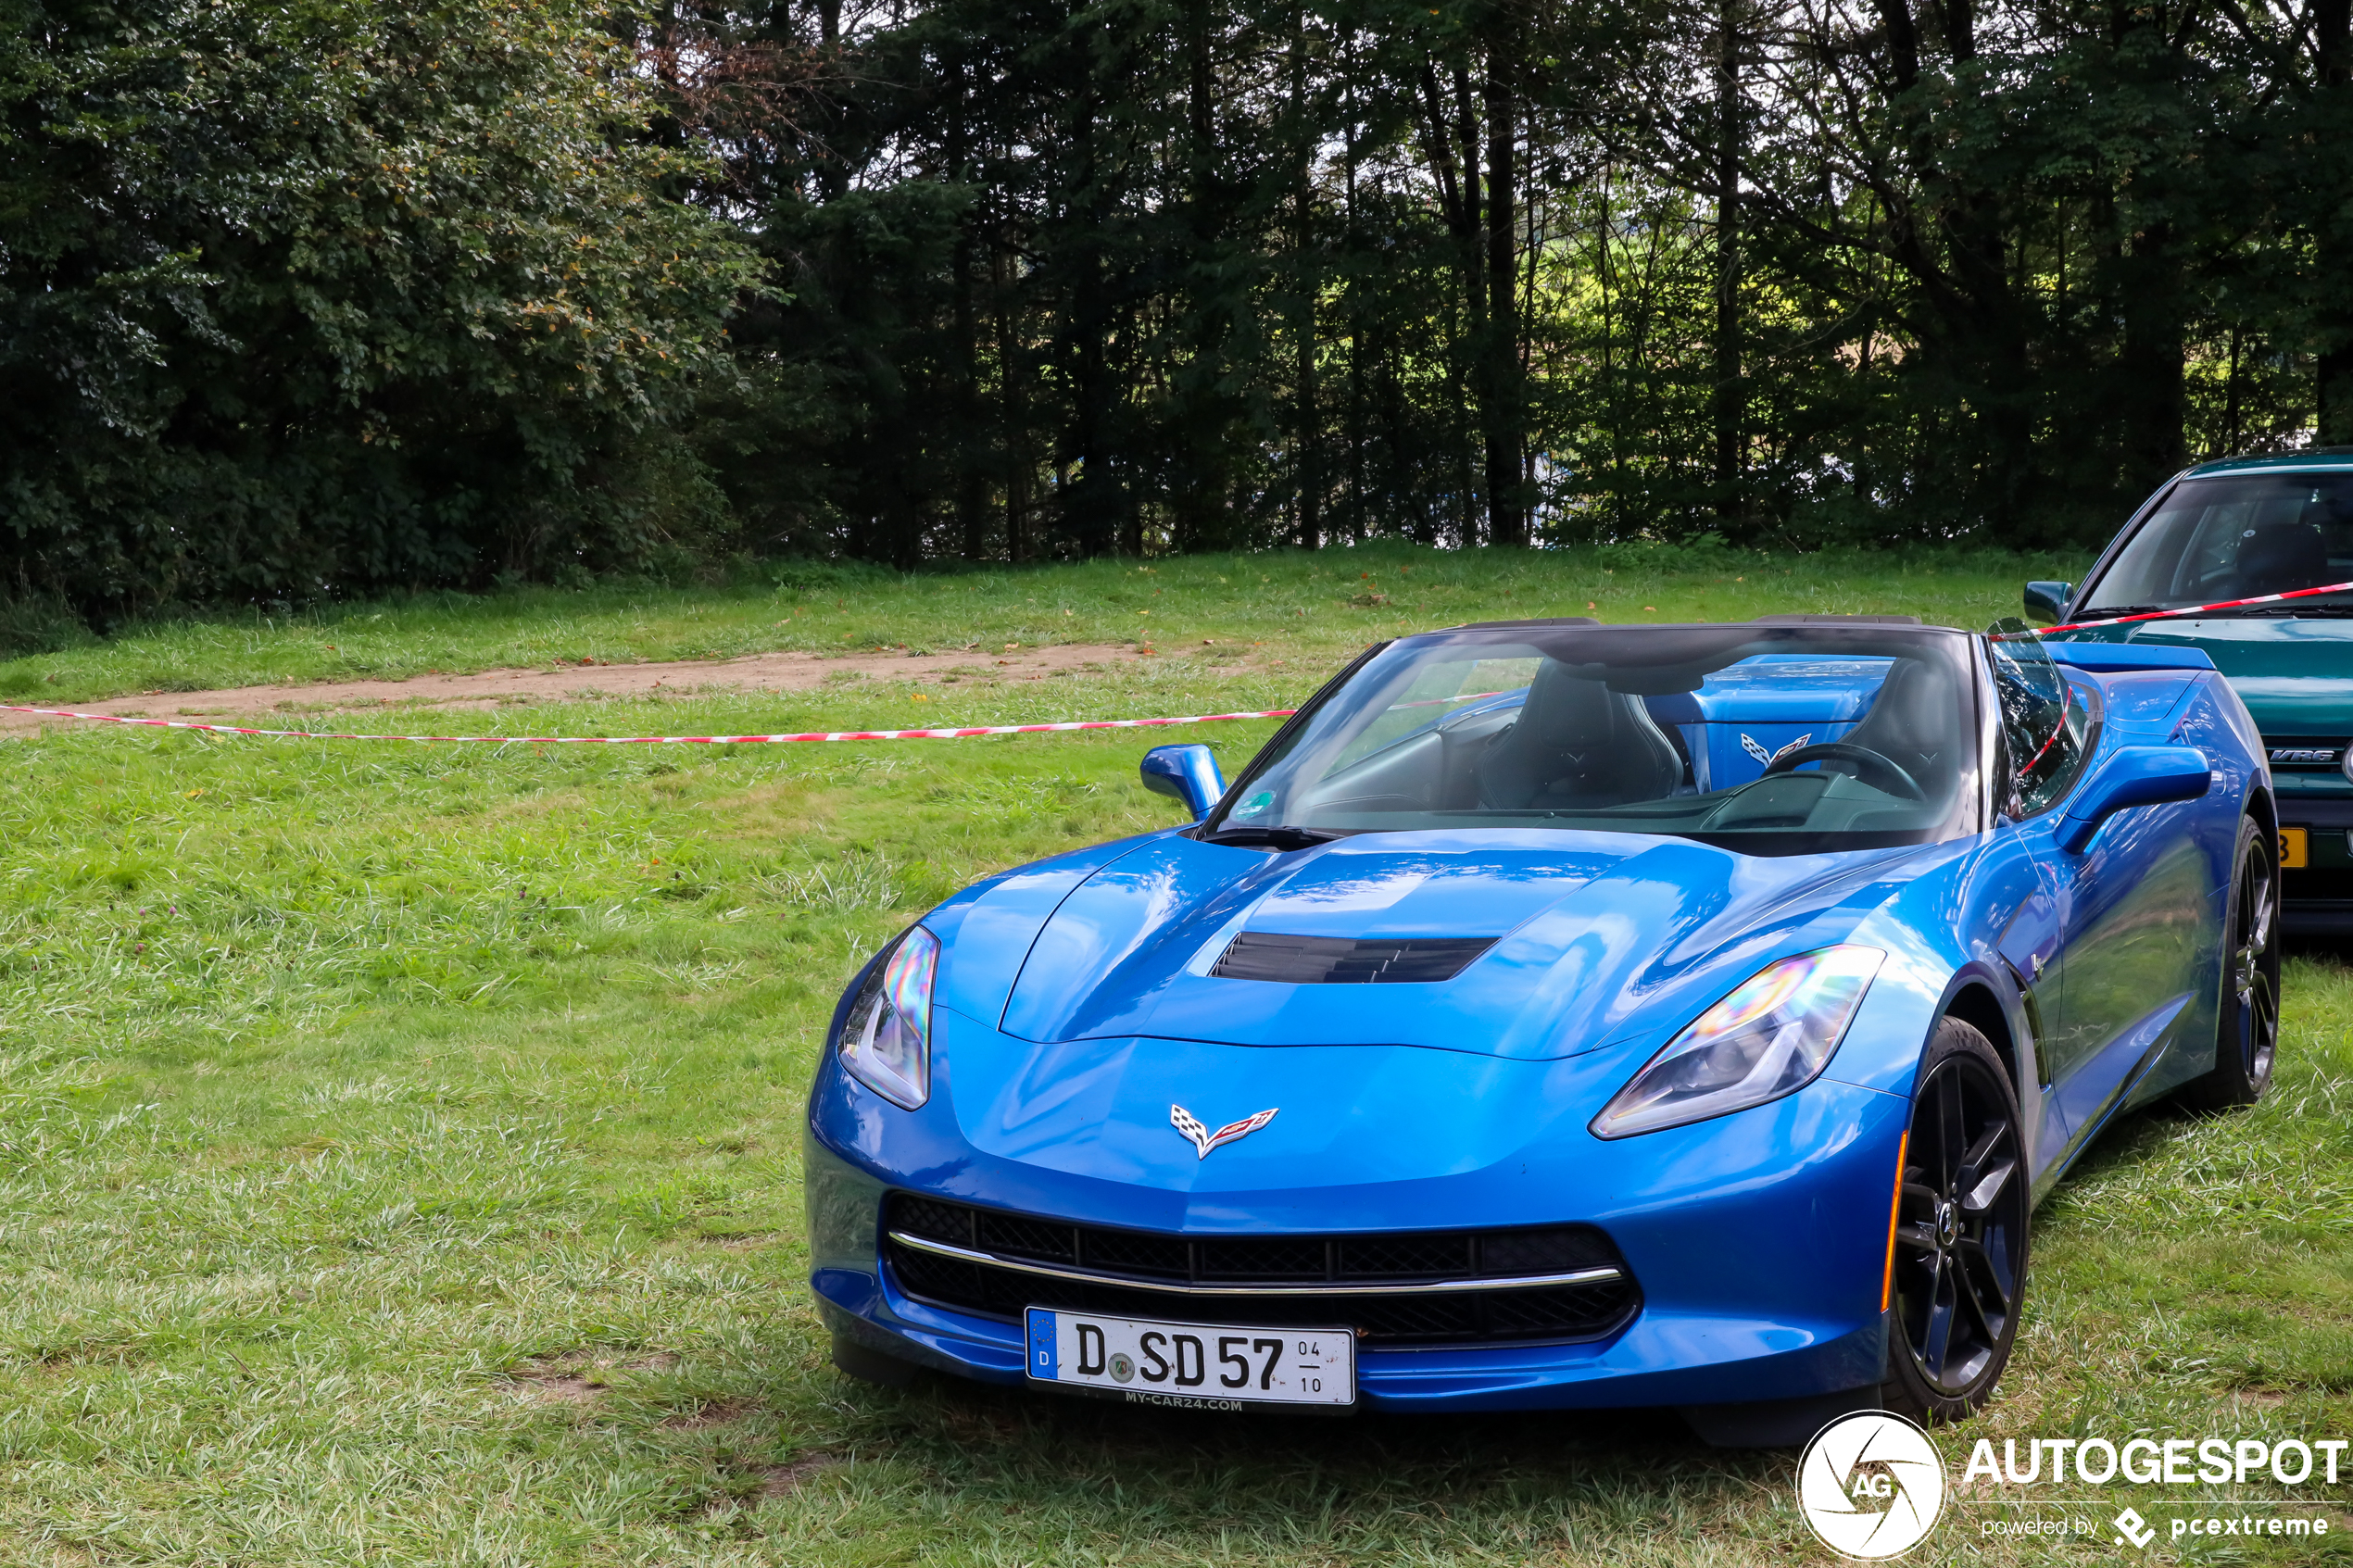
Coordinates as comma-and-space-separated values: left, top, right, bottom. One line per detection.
1797, 1411, 1946, 1559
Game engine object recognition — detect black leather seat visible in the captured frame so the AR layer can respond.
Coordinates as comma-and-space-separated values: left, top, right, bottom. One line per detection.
2235, 521, 2328, 596
1475, 664, 1684, 810
1836, 658, 1951, 797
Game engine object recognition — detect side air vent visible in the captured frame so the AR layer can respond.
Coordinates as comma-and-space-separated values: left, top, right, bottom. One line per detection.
1210, 932, 1495, 984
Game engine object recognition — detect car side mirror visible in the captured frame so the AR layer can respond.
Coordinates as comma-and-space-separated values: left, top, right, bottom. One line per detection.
2023, 582, 2073, 624
2051, 746, 2211, 853
1140, 744, 1225, 821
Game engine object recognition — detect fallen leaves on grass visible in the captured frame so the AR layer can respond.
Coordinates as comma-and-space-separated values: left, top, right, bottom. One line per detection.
702, 1453, 842, 1514
753, 1453, 838, 1500
661, 1397, 757, 1431
715, 1231, 778, 1251
514, 1349, 677, 1404
519, 1354, 602, 1404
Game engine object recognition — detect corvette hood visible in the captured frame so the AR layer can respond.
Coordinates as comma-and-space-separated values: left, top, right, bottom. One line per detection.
988, 829, 1944, 1061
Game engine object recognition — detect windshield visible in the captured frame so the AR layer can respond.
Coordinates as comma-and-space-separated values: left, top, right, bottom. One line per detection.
1206, 625, 1983, 855
2080, 470, 2353, 613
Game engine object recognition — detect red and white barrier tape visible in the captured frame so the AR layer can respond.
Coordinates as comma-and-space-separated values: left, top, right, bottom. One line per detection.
0, 679, 1527, 746
1999, 577, 2353, 637
0, 704, 1302, 746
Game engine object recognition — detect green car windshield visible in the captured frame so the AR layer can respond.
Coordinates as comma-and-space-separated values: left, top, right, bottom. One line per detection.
1203, 624, 1984, 855
2081, 470, 2353, 613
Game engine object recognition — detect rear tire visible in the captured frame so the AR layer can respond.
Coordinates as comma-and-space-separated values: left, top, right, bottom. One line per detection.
2179, 813, 2280, 1110
1882, 1017, 2029, 1424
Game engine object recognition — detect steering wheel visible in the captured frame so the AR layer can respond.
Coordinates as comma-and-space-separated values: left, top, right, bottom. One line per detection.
1761, 742, 1926, 801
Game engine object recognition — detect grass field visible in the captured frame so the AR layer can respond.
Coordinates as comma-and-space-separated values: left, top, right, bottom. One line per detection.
0, 540, 2077, 704
4, 547, 2351, 1565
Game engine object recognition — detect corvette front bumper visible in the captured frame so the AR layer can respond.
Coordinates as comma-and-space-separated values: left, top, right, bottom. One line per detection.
804, 1023, 1910, 1417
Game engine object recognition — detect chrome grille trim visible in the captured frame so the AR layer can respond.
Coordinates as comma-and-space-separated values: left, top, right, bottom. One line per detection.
887, 1229, 1623, 1297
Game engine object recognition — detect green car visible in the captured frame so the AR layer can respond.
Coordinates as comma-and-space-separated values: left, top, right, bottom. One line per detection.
2026, 452, 2353, 934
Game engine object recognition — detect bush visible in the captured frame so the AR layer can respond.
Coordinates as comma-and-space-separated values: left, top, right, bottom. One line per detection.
0, 0, 761, 621
0, 594, 96, 660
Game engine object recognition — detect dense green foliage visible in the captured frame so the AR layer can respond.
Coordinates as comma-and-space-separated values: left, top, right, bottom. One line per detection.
0, 0, 758, 616
8, 0, 2353, 608
672, 0, 2353, 559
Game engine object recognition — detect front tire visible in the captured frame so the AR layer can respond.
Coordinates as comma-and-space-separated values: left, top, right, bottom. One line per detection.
1883, 1017, 2029, 1424
2179, 813, 2280, 1110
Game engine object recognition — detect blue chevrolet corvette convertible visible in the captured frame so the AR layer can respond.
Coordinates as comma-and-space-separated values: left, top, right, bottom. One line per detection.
805, 616, 2279, 1445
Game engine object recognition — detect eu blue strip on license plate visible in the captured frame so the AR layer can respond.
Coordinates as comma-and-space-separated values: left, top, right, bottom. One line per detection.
1024, 1307, 1355, 1407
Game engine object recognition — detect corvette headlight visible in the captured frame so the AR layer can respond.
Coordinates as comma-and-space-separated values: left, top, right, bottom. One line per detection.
1590, 945, 1883, 1139
837, 925, 940, 1110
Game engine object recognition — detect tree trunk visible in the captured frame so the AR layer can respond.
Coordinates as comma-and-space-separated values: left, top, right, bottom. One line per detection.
814, 0, 847, 200
2318, 0, 2353, 441
1598, 163, 1622, 516
1482, 22, 1523, 547
2117, 217, 2186, 493
1453, 64, 1484, 546
990, 232, 1028, 562
1712, 0, 1742, 526
1293, 5, 1320, 549
2107, 0, 2187, 493
1173, 0, 1233, 547
950, 79, 987, 560
1067, 24, 1119, 558
1344, 69, 1365, 542
2225, 326, 2243, 456
1120, 307, 1142, 558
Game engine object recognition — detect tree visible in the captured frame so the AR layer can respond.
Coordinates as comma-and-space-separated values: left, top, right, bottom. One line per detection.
19, 0, 2348, 596
0, 0, 756, 615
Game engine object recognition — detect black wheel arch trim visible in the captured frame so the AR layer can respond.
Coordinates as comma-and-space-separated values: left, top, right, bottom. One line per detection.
1926, 961, 2044, 1191
1931, 963, 2036, 1109
2244, 784, 2278, 846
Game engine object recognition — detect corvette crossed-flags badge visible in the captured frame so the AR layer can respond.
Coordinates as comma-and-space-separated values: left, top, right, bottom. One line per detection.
1741, 731, 1813, 766
1170, 1104, 1278, 1159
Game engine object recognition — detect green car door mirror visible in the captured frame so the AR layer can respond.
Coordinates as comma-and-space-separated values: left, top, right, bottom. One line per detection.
2023, 582, 2073, 624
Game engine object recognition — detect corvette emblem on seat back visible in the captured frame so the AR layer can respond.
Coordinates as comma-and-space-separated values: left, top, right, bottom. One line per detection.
1170, 1104, 1278, 1159
1741, 732, 1813, 766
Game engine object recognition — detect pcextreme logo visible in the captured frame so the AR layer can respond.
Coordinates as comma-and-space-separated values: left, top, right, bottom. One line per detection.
1797, 1411, 1945, 1560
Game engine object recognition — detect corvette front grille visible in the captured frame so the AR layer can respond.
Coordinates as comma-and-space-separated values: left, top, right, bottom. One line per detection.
880, 1195, 1641, 1347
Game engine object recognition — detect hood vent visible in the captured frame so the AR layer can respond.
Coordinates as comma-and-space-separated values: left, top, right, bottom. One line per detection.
1210, 932, 1496, 985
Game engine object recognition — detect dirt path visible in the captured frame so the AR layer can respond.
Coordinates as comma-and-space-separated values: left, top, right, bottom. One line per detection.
0, 642, 1201, 732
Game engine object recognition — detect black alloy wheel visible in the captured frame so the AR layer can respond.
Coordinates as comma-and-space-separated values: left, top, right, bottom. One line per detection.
1884, 1018, 2029, 1423
2183, 814, 2280, 1110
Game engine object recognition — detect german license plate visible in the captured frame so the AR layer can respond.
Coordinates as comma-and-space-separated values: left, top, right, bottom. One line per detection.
2281, 827, 2309, 870
1023, 1308, 1354, 1408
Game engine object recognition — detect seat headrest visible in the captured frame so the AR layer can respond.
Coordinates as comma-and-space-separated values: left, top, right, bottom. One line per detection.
2237, 522, 2328, 595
